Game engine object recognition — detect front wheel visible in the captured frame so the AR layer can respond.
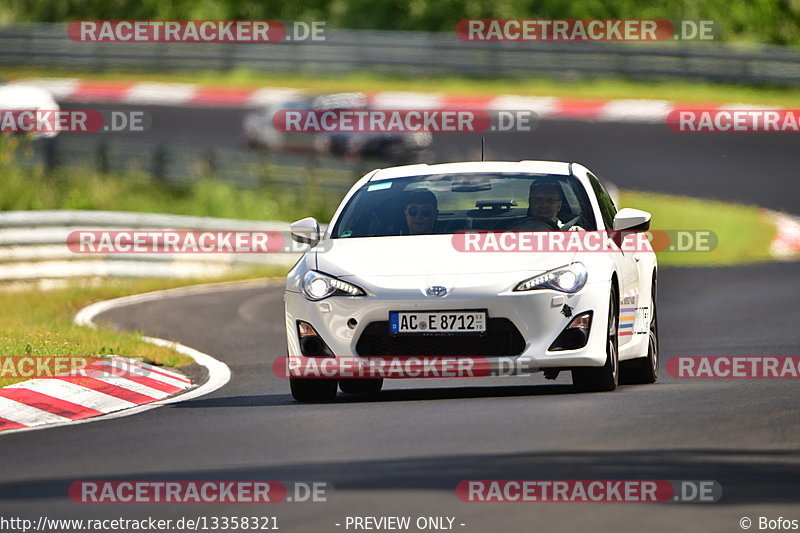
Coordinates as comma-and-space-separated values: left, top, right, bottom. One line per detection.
572, 285, 619, 392
290, 377, 338, 402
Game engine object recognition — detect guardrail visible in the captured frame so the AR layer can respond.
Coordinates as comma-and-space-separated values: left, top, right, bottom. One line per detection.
0, 210, 312, 280
1, 24, 799, 85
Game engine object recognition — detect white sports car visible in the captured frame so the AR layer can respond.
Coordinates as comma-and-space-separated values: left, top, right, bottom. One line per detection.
284, 161, 658, 401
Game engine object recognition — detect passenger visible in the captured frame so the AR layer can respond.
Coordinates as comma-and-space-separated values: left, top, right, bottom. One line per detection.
402, 189, 439, 235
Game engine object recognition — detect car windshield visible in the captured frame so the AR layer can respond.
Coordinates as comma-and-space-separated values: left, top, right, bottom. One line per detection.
331, 173, 597, 238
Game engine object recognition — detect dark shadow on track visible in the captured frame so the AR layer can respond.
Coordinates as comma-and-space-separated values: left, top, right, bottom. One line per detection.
170, 383, 579, 408
1, 448, 797, 505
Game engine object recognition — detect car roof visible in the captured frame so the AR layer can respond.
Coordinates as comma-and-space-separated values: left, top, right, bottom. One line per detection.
313, 92, 367, 109
368, 161, 573, 181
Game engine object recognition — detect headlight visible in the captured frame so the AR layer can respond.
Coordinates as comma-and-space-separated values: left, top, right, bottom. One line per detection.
302, 270, 366, 301
514, 262, 588, 293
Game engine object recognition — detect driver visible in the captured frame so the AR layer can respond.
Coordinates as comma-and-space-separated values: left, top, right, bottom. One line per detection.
524, 182, 582, 231
403, 189, 439, 235
529, 182, 563, 223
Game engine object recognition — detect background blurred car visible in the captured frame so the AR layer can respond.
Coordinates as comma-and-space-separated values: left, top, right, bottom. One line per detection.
243, 92, 432, 163
0, 82, 60, 138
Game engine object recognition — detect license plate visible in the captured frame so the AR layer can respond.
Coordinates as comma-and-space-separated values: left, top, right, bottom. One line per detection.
389, 310, 487, 334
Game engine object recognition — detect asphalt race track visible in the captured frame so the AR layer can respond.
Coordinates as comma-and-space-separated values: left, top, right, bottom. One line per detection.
1, 103, 799, 533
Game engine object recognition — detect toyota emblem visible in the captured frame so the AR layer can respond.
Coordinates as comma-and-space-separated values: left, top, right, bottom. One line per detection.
426, 286, 448, 297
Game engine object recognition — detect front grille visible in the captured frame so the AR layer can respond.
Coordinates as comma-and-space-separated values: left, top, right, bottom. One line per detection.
355, 318, 525, 357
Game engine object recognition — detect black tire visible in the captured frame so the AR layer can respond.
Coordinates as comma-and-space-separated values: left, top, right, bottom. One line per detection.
339, 378, 384, 395
621, 277, 659, 384
572, 284, 619, 392
290, 377, 338, 402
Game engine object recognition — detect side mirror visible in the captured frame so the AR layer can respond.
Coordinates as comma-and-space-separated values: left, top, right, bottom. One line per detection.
290, 217, 321, 246
613, 208, 651, 232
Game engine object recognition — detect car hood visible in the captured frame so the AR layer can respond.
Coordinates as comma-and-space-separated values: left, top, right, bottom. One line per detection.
315, 235, 577, 277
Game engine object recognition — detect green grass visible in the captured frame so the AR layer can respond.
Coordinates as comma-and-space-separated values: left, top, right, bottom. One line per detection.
619, 190, 777, 266
0, 266, 289, 388
1, 136, 343, 222
4, 67, 800, 107
2, 0, 799, 46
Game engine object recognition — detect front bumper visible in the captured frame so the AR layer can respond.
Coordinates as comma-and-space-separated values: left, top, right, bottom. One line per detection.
284, 278, 612, 374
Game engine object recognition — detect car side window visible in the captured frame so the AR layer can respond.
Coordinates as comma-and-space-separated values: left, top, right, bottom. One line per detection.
587, 173, 617, 229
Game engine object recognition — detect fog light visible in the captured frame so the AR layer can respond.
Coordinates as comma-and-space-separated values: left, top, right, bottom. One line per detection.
300, 336, 326, 357
296, 320, 334, 357
549, 311, 593, 351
